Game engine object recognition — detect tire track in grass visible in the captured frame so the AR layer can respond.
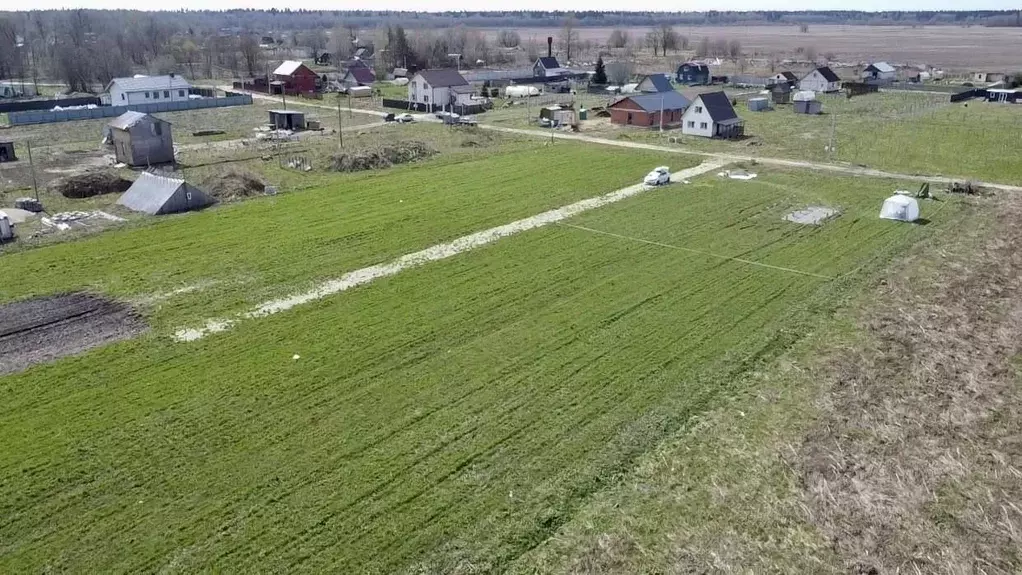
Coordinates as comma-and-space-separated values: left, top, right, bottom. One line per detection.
172, 160, 730, 342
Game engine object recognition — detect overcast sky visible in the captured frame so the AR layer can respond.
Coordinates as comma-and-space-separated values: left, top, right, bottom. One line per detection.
15, 1, 1022, 11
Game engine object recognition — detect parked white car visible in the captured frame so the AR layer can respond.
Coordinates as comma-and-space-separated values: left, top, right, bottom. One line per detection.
643, 166, 671, 186
395, 113, 414, 123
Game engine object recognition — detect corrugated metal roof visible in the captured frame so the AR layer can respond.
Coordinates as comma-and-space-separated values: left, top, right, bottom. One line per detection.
107, 75, 191, 93
274, 60, 306, 76
118, 172, 213, 216
417, 69, 469, 87
345, 67, 376, 84
869, 62, 895, 73
613, 91, 692, 112
108, 111, 152, 131
640, 74, 674, 93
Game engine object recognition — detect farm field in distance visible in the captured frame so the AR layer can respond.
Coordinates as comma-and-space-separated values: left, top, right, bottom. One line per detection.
0, 163, 966, 572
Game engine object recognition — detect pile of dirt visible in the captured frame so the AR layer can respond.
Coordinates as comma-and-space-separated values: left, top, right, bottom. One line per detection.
0, 292, 146, 376
329, 141, 436, 173
48, 171, 132, 199
201, 169, 266, 202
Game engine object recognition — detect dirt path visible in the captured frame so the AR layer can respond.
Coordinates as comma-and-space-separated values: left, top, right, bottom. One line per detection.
482, 125, 1022, 193
172, 159, 729, 341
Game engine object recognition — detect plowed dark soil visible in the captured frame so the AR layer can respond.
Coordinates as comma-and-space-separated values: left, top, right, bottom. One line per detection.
0, 293, 146, 376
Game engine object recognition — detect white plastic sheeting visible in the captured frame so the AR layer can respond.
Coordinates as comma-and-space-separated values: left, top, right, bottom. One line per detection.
879, 194, 920, 222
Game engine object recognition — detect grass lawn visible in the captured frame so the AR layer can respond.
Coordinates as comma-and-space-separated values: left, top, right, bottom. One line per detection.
615, 91, 1022, 184
0, 165, 964, 572
0, 140, 696, 329
0, 99, 380, 150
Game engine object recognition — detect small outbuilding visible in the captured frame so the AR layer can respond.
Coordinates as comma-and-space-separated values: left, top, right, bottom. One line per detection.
0, 141, 16, 163
268, 110, 307, 131
793, 91, 822, 115
107, 111, 174, 167
681, 91, 744, 139
0, 211, 14, 241
879, 194, 920, 223
771, 82, 793, 104
118, 171, 214, 216
748, 97, 770, 111
539, 106, 575, 125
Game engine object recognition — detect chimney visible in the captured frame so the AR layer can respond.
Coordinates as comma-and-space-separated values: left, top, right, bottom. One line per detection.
547, 37, 552, 58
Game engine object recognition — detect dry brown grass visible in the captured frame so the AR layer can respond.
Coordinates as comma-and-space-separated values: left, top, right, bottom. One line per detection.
800, 193, 1022, 573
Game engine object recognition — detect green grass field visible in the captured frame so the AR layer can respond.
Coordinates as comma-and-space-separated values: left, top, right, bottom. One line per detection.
1, 99, 379, 150
0, 160, 963, 572
0, 141, 694, 329
621, 91, 1022, 184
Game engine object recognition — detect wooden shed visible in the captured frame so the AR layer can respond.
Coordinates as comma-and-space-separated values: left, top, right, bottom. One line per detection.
268, 110, 307, 131
107, 111, 174, 167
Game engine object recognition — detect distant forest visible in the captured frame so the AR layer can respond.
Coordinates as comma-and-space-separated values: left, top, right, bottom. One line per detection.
2, 10, 1022, 32
1, 9, 1020, 93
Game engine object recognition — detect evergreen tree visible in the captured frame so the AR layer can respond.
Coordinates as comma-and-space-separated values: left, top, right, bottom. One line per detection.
593, 56, 607, 85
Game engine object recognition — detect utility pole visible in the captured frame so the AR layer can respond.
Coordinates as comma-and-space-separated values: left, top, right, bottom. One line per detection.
281, 90, 287, 110
26, 140, 39, 202
828, 113, 836, 158
336, 92, 344, 150
659, 94, 664, 135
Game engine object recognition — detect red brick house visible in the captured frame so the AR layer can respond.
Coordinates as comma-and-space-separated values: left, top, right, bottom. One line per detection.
272, 60, 319, 94
608, 91, 692, 128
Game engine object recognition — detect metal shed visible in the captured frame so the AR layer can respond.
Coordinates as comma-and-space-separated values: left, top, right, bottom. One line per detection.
107, 111, 174, 166
268, 110, 306, 131
0, 141, 16, 163
117, 171, 214, 216
748, 98, 770, 111
793, 91, 822, 115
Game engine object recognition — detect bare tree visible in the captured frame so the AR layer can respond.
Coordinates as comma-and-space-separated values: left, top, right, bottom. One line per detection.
645, 28, 661, 57
302, 29, 327, 60
727, 39, 742, 60
678, 34, 690, 50
607, 29, 629, 48
329, 24, 353, 62
559, 15, 578, 62
805, 45, 818, 64
606, 60, 634, 85
712, 38, 729, 58
767, 53, 779, 73
239, 34, 262, 77
497, 29, 520, 48
658, 24, 679, 55
799, 23, 810, 33
695, 37, 710, 58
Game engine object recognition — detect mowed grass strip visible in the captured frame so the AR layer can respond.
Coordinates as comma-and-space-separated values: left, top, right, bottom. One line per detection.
0, 169, 960, 573
0, 142, 694, 328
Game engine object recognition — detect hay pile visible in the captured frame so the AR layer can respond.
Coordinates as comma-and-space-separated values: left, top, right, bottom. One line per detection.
200, 169, 266, 202
330, 141, 436, 173
49, 171, 132, 199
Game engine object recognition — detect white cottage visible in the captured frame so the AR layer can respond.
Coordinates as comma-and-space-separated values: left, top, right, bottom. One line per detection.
106, 75, 192, 106
681, 91, 744, 139
407, 70, 473, 107
799, 67, 842, 93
